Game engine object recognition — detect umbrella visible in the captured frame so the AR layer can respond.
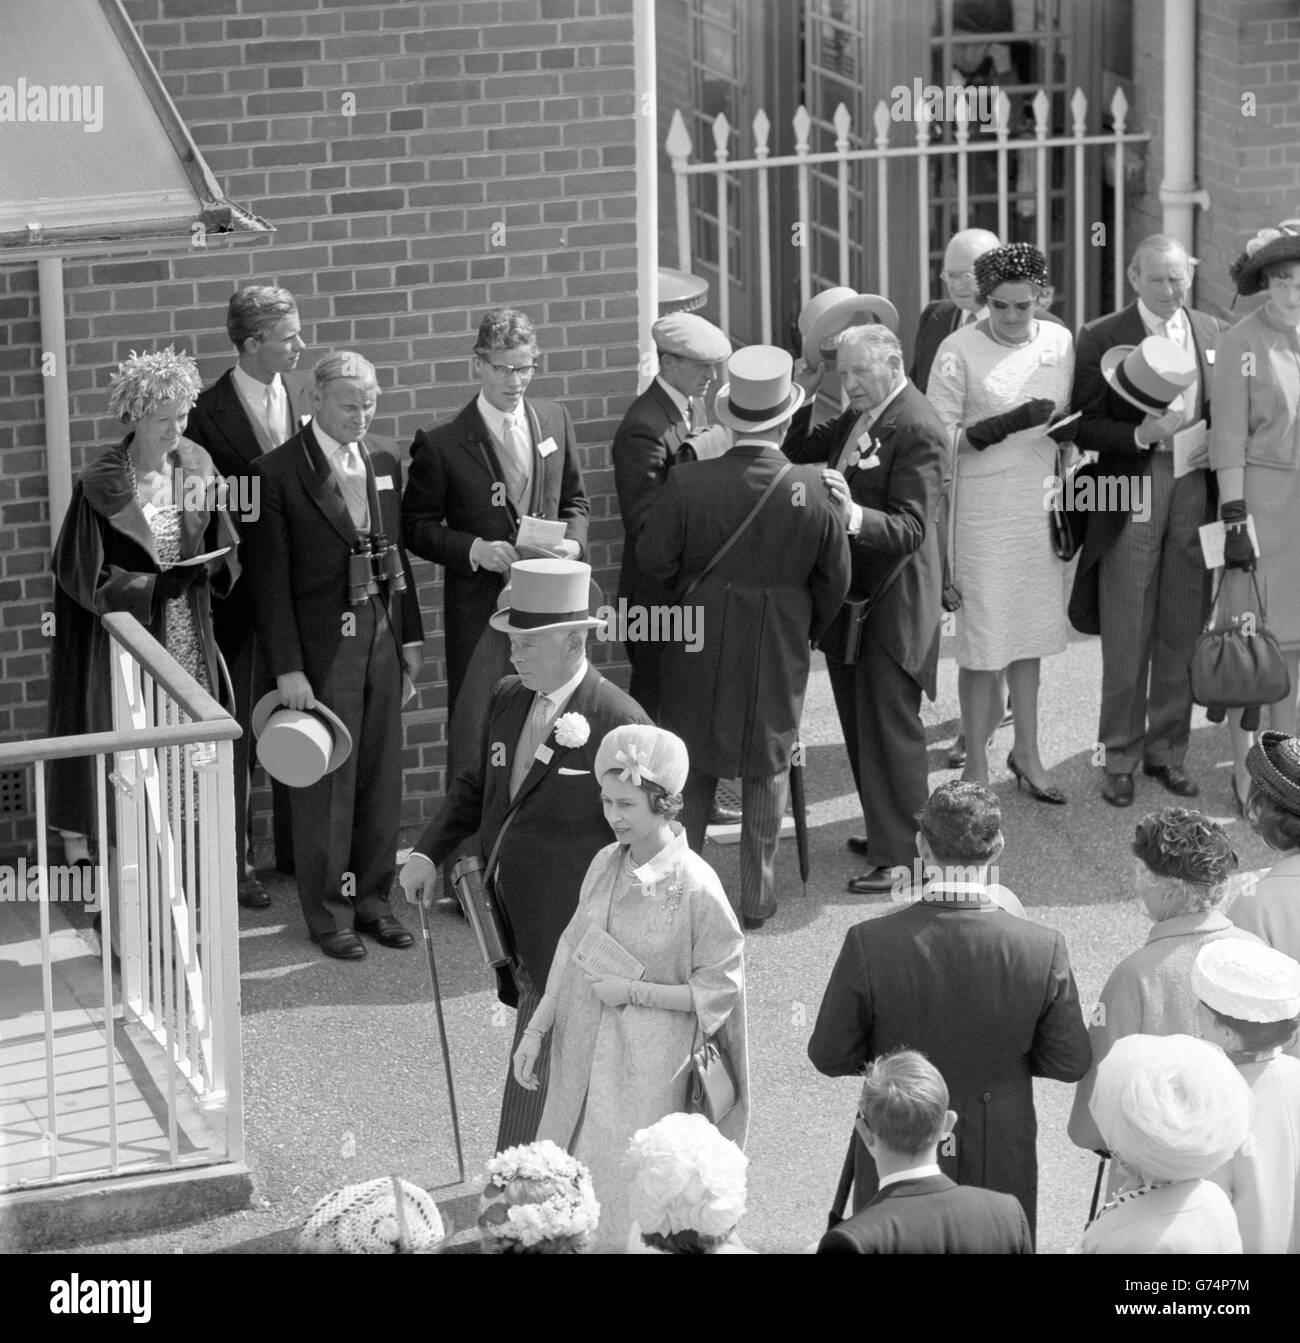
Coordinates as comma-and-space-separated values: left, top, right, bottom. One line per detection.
417, 902, 466, 1187
789, 755, 810, 895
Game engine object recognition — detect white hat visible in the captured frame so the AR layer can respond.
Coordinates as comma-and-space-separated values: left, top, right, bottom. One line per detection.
1100, 336, 1197, 416
594, 724, 690, 795
1089, 1034, 1252, 1183
488, 558, 606, 634
713, 345, 805, 434
298, 1177, 446, 1253
623, 1112, 748, 1241
1194, 940, 1300, 1023
652, 312, 731, 363
252, 691, 352, 787
797, 287, 900, 368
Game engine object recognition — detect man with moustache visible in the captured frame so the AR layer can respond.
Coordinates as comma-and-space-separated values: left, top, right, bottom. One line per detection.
1068, 236, 1226, 808
400, 559, 648, 1149
245, 352, 423, 960
185, 286, 311, 905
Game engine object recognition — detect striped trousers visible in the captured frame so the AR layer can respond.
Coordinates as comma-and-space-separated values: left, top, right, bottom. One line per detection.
495, 966, 553, 1153
683, 767, 789, 920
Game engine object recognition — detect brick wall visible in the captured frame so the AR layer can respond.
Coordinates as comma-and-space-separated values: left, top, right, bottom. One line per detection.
0, 0, 639, 856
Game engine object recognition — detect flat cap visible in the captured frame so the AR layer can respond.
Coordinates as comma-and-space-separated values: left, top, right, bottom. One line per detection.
652, 312, 731, 363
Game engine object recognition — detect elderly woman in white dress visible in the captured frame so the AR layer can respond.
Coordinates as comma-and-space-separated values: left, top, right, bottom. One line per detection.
927, 243, 1076, 800
513, 724, 748, 1252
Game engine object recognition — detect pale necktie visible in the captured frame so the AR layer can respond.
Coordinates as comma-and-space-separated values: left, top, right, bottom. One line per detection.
509, 693, 551, 796
500, 412, 532, 506
687, 396, 707, 433
1157, 315, 1196, 425
262, 382, 283, 444
334, 442, 370, 530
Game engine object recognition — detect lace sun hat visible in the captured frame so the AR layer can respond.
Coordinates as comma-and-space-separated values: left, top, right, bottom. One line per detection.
298, 1176, 447, 1253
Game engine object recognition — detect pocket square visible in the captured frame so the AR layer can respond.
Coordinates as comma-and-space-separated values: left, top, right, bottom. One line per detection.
557, 766, 590, 776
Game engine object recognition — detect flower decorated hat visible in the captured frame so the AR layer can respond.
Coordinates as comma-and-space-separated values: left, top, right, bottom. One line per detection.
1228, 221, 1300, 297
594, 724, 690, 795
478, 1140, 600, 1254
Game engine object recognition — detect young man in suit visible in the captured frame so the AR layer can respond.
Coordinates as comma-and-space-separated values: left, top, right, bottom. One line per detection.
185, 286, 312, 904
808, 781, 1091, 1242
640, 346, 850, 929
244, 352, 423, 960
400, 560, 648, 1150
1068, 236, 1227, 808
611, 311, 730, 720
818, 1050, 1034, 1254
785, 324, 949, 895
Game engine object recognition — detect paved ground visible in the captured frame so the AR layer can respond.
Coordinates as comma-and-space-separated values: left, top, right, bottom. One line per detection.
51, 628, 1272, 1255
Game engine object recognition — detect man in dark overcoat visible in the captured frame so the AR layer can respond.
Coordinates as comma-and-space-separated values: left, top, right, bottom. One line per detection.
639, 346, 850, 928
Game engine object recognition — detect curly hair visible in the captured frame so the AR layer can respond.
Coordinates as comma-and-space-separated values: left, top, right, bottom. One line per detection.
917, 780, 1001, 864
106, 347, 202, 424
973, 242, 1049, 303
1133, 807, 1238, 890
475, 307, 536, 353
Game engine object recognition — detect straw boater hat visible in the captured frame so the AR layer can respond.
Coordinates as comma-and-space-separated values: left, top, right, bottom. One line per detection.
797, 287, 899, 368
1089, 1034, 1252, 1184
713, 346, 806, 434
1194, 940, 1300, 1024
488, 558, 606, 634
252, 692, 352, 788
1245, 731, 1300, 817
652, 312, 731, 364
1228, 221, 1300, 297
1099, 335, 1197, 417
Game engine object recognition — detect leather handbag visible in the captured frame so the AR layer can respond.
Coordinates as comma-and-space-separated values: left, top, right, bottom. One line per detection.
1048, 447, 1090, 562
686, 1020, 738, 1125
1190, 570, 1291, 732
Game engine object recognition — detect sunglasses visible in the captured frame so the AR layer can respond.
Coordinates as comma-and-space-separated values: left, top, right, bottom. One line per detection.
989, 299, 1035, 313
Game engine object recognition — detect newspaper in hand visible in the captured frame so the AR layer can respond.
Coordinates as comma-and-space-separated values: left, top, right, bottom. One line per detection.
572, 924, 646, 981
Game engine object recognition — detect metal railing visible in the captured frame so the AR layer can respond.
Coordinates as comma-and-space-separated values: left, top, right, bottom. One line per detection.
0, 612, 242, 1188
666, 86, 1150, 339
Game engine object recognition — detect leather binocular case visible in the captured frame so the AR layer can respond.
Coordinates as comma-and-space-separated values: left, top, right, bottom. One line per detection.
450, 854, 512, 968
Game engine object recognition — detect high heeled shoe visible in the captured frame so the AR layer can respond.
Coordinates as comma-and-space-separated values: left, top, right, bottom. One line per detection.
1006, 751, 1067, 805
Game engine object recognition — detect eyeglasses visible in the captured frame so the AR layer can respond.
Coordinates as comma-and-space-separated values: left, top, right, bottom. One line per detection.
989, 298, 1035, 312
479, 357, 539, 378
940, 270, 976, 284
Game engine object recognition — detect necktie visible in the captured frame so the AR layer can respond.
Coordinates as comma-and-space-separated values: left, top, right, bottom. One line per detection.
510, 694, 551, 796
334, 443, 369, 530
501, 413, 532, 506
688, 396, 707, 433
1158, 315, 1196, 425
262, 383, 280, 443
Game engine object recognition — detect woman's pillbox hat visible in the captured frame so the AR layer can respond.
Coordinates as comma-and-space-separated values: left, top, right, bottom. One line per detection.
1194, 940, 1300, 1023
1089, 1033, 1252, 1184
252, 691, 352, 787
651, 313, 732, 364
1245, 730, 1300, 816
595, 724, 690, 796
1099, 336, 1197, 417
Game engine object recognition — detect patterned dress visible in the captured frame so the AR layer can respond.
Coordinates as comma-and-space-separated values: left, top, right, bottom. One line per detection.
927, 320, 1075, 669
150, 505, 212, 694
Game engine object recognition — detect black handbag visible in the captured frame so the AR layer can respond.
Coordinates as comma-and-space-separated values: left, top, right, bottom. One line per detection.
1048, 447, 1090, 562
1190, 570, 1291, 732
816, 598, 870, 664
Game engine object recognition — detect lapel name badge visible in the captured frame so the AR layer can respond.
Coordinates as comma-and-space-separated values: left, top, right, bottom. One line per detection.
375, 474, 394, 491
535, 744, 554, 764
536, 436, 559, 458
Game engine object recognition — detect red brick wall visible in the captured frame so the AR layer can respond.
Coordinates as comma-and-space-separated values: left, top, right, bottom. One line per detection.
0, 0, 639, 855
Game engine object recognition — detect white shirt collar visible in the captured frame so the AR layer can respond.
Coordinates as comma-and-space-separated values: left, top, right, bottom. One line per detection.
878, 1163, 942, 1191
232, 362, 283, 405
862, 376, 908, 430
1138, 299, 1185, 336
537, 658, 588, 716
312, 422, 355, 460
654, 375, 692, 421
628, 824, 691, 887
477, 390, 524, 441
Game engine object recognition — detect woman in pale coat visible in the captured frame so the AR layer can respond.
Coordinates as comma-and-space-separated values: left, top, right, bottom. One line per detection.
514, 724, 748, 1252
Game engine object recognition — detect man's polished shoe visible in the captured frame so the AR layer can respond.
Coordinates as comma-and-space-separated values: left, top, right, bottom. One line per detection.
847, 865, 903, 895
1143, 763, 1199, 797
946, 735, 967, 769
356, 915, 415, 949
237, 876, 271, 909
741, 914, 768, 931
709, 802, 743, 825
846, 834, 871, 857
315, 929, 366, 960
1101, 774, 1134, 807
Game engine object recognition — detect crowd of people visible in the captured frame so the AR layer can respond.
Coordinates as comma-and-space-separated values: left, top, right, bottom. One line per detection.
43, 215, 1300, 1252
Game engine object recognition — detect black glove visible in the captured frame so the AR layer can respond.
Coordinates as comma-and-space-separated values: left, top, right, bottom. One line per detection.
1221, 499, 1255, 572
153, 565, 203, 602
1046, 412, 1079, 445
966, 398, 1056, 450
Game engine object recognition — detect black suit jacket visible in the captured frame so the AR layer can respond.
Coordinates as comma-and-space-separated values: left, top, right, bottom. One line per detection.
184, 367, 314, 654
401, 396, 589, 708
1068, 302, 1226, 634
244, 424, 422, 690
785, 382, 950, 696
910, 300, 964, 395
818, 1174, 1034, 1254
414, 664, 648, 991
808, 899, 1091, 1228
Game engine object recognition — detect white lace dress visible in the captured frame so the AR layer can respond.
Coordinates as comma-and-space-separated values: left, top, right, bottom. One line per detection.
927, 320, 1075, 669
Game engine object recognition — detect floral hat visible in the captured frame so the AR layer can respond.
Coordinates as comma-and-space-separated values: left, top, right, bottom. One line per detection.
1228, 221, 1300, 297
477, 1140, 599, 1254
594, 724, 690, 795
107, 346, 202, 424
624, 1112, 748, 1252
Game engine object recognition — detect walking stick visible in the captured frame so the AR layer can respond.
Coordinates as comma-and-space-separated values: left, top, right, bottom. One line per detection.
417, 902, 466, 1186
1087, 1153, 1108, 1225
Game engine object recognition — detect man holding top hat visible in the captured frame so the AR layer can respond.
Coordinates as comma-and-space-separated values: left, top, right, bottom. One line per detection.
400, 559, 648, 1150
244, 351, 423, 960
1068, 235, 1226, 808
612, 311, 731, 719
639, 346, 850, 928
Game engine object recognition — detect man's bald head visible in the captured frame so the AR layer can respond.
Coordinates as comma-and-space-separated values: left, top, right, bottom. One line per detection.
943, 230, 1002, 312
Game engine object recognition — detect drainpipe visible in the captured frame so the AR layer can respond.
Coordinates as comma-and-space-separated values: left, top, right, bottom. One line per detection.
634, 0, 658, 393
1159, 0, 1210, 286
39, 256, 72, 549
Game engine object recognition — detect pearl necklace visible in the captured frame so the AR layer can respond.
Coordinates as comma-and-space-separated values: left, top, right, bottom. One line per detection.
989, 324, 1036, 348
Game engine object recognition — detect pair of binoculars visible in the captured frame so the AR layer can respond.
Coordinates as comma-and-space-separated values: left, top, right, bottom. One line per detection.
348, 534, 408, 606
